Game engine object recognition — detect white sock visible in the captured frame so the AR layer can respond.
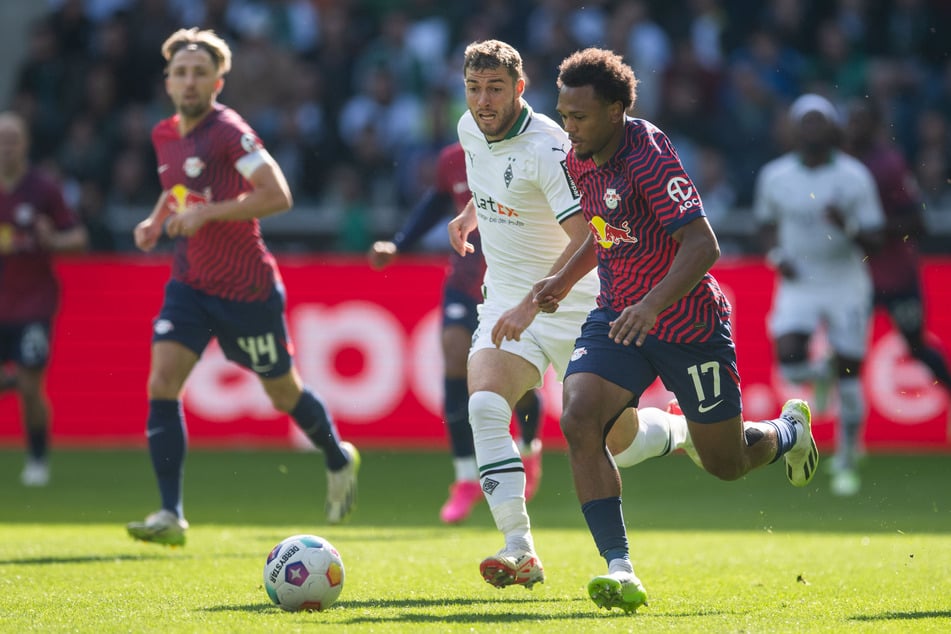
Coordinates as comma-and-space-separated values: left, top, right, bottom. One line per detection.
613, 407, 688, 468
608, 557, 634, 575
780, 361, 814, 385
454, 456, 478, 482
469, 390, 532, 551
837, 376, 864, 468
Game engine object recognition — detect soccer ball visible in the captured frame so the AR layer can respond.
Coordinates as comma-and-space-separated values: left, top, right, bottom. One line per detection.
263, 534, 345, 612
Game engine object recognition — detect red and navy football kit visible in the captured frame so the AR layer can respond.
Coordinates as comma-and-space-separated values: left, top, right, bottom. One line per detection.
564, 119, 741, 423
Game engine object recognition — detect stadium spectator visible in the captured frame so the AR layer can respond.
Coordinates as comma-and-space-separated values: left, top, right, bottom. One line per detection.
533, 46, 816, 614
367, 141, 545, 524
0, 110, 89, 487
753, 94, 884, 497
5, 0, 951, 251
125, 28, 359, 547
844, 100, 951, 395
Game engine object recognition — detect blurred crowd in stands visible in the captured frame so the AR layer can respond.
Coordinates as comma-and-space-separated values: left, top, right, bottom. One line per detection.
8, 0, 951, 253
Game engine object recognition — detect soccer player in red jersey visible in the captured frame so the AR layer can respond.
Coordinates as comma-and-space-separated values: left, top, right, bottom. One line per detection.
533, 48, 817, 613
845, 101, 951, 394
126, 28, 358, 547
367, 141, 544, 524
0, 111, 88, 487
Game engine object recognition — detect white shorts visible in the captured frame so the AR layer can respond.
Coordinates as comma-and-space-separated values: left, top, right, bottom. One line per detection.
768, 278, 872, 358
470, 299, 589, 389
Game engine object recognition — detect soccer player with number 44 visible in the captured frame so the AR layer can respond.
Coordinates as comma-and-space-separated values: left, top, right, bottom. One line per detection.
126, 28, 359, 547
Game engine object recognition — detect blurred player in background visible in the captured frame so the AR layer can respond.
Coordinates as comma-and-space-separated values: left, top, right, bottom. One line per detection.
533, 47, 817, 614
126, 28, 358, 547
844, 101, 951, 394
0, 111, 88, 487
449, 40, 695, 592
754, 94, 884, 497
367, 141, 544, 524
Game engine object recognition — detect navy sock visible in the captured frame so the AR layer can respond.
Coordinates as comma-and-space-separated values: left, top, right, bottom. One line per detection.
581, 497, 629, 564
444, 377, 473, 458
147, 399, 186, 517
291, 388, 348, 470
515, 390, 541, 444
913, 345, 951, 389
26, 426, 48, 461
765, 417, 797, 463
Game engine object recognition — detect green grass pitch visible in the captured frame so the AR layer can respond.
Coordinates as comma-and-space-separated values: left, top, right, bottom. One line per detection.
1, 448, 948, 633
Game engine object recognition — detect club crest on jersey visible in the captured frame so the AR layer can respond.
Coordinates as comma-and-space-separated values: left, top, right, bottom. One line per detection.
503, 157, 515, 188
589, 216, 638, 249
14, 203, 34, 225
183, 156, 205, 178
603, 188, 621, 209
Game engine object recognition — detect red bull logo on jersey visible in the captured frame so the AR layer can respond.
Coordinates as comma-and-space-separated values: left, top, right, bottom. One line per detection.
589, 216, 638, 249
165, 184, 210, 214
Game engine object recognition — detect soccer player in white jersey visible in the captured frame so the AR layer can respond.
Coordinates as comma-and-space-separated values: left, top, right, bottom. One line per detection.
448, 40, 696, 590
753, 94, 884, 496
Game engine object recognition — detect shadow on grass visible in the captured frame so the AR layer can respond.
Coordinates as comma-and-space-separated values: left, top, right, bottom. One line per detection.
0, 553, 169, 565
850, 610, 951, 622
203, 596, 673, 623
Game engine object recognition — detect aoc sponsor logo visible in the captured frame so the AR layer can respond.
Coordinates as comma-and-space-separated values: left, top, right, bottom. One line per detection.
666, 176, 700, 213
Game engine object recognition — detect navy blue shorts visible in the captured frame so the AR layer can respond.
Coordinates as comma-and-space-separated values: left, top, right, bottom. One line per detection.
442, 286, 480, 333
0, 321, 51, 369
152, 280, 293, 378
565, 307, 743, 423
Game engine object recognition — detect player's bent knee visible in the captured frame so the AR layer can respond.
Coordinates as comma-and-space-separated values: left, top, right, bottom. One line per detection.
468, 390, 512, 437
559, 406, 597, 450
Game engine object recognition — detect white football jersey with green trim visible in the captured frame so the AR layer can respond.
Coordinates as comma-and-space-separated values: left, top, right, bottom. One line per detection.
458, 102, 598, 310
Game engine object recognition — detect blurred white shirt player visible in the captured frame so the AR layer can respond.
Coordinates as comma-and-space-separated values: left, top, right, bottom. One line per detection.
753, 94, 885, 496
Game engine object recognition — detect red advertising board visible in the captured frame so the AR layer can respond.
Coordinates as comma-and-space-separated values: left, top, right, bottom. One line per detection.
1, 256, 949, 450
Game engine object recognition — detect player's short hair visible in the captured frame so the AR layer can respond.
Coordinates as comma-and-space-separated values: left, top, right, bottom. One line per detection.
161, 28, 232, 76
462, 40, 523, 82
557, 48, 638, 112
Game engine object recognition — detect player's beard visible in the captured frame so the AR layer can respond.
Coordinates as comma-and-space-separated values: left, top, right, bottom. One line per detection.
475, 98, 519, 141
178, 100, 212, 120
573, 145, 594, 161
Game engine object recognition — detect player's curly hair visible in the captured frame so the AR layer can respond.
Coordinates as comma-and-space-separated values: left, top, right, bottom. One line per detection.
462, 40, 523, 82
161, 28, 232, 76
557, 48, 638, 112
